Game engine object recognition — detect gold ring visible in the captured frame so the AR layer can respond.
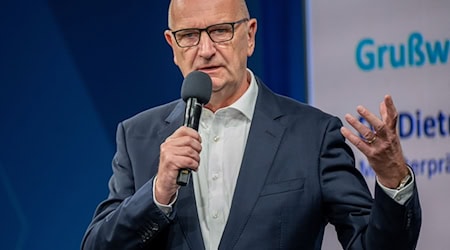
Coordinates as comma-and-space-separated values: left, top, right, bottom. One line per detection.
366, 136, 377, 144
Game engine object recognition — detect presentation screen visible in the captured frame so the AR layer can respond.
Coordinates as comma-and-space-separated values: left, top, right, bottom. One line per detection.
305, 0, 450, 249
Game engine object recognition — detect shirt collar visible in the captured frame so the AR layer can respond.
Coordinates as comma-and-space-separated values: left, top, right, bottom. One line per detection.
227, 68, 258, 121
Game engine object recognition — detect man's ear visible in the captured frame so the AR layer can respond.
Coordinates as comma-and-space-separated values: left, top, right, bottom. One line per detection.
246, 18, 257, 57
164, 30, 178, 65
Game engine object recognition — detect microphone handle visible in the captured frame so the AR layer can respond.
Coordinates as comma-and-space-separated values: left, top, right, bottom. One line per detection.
177, 98, 202, 186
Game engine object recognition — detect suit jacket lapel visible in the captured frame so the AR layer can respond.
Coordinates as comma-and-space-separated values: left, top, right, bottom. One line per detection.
176, 180, 205, 250
219, 80, 286, 249
161, 100, 205, 250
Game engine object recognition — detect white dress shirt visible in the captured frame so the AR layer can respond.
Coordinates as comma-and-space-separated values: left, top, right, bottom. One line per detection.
192, 69, 258, 250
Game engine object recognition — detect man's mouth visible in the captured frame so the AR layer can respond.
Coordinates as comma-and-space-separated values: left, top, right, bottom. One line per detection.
197, 65, 220, 73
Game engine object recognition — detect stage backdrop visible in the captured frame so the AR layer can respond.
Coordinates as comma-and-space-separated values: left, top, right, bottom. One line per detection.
0, 1, 305, 249
306, 0, 450, 249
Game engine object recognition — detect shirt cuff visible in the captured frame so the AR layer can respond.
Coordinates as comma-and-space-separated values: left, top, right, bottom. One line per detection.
152, 176, 178, 216
376, 167, 415, 205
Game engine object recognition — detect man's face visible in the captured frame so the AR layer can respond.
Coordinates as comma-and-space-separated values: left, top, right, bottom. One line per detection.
165, 0, 257, 106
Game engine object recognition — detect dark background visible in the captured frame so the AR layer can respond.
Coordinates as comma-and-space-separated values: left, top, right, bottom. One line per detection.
0, 0, 306, 249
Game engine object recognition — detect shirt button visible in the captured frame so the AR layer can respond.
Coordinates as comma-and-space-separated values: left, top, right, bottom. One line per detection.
213, 136, 220, 142
212, 213, 218, 219
212, 174, 219, 180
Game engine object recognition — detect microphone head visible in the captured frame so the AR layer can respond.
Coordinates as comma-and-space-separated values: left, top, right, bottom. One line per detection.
181, 71, 212, 104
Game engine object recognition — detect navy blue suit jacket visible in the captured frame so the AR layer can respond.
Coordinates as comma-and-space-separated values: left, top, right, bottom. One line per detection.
82, 78, 421, 249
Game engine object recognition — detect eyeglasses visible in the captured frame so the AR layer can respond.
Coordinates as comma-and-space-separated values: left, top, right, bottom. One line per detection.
171, 18, 249, 48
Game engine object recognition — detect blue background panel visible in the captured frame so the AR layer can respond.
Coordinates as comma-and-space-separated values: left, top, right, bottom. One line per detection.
0, 1, 305, 249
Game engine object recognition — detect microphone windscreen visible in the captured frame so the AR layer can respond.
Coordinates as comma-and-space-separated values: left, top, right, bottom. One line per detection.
181, 71, 212, 104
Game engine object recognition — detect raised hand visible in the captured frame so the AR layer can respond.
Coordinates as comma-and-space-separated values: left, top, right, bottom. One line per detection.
340, 95, 409, 188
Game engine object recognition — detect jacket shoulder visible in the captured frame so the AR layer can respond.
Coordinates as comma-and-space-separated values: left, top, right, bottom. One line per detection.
273, 92, 339, 126
120, 99, 183, 135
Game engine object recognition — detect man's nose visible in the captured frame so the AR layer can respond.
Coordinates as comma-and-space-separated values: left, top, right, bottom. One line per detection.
197, 31, 216, 58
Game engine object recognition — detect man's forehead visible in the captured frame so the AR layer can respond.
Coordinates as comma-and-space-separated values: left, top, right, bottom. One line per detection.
169, 0, 241, 29
169, 0, 241, 18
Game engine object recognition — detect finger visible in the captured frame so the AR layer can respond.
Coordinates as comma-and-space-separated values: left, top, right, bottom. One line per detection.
382, 95, 398, 130
340, 126, 371, 155
172, 145, 201, 162
344, 113, 376, 141
165, 128, 202, 152
160, 148, 200, 170
173, 155, 200, 170
357, 105, 385, 137
166, 136, 202, 152
168, 126, 202, 142
161, 137, 202, 163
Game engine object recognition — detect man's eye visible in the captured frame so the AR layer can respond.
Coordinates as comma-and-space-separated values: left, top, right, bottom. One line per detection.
209, 27, 231, 35
177, 31, 199, 40
182, 32, 197, 38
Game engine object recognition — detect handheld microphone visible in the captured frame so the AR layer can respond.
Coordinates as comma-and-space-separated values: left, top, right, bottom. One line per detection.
176, 71, 212, 186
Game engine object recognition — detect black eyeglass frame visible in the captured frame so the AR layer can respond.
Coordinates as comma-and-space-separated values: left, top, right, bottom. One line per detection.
170, 18, 249, 48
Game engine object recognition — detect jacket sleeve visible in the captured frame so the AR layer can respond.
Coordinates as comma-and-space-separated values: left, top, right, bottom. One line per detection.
319, 116, 421, 250
81, 122, 173, 250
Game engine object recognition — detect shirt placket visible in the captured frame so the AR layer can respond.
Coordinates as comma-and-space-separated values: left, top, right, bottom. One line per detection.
208, 112, 226, 248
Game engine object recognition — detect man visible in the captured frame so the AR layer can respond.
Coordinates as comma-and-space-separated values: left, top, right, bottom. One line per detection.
81, 0, 421, 249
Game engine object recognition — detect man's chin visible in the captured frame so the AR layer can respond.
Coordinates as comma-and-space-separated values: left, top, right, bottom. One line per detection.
211, 80, 223, 92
